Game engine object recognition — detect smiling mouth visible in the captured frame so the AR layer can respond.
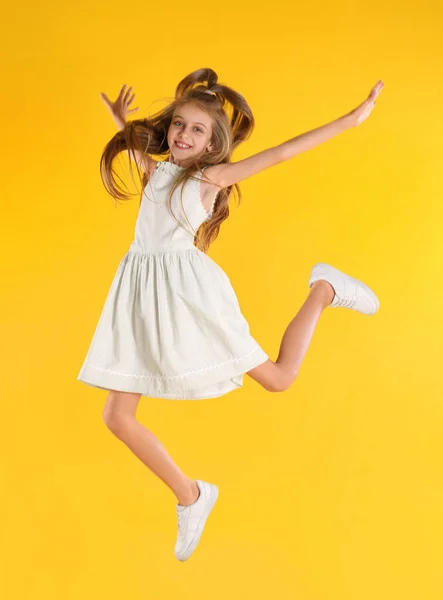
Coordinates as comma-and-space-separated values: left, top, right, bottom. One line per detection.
175, 141, 192, 149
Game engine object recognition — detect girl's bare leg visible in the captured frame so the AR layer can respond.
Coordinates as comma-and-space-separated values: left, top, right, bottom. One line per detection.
246, 280, 335, 391
103, 392, 199, 506
100, 282, 333, 504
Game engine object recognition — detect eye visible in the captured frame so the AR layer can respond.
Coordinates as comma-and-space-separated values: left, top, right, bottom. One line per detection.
173, 120, 203, 133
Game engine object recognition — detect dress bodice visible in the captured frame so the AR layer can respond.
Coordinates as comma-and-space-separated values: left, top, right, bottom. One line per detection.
128, 161, 214, 254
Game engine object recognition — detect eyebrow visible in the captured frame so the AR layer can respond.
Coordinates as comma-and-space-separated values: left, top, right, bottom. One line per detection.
173, 115, 207, 129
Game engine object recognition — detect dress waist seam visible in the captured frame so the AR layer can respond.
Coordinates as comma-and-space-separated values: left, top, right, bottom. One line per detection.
127, 247, 200, 257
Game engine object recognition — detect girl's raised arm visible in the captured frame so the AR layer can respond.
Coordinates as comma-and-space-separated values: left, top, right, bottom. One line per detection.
208, 80, 384, 189
100, 84, 155, 175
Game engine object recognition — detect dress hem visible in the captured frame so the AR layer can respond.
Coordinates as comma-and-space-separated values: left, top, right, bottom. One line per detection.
77, 344, 269, 400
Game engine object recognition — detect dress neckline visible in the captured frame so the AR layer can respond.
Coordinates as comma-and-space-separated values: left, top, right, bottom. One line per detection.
157, 160, 185, 170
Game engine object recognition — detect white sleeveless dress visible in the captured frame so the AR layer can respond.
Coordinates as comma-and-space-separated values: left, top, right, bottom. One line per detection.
77, 160, 269, 399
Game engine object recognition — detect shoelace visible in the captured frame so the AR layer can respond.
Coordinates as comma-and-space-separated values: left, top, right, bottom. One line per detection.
335, 295, 358, 308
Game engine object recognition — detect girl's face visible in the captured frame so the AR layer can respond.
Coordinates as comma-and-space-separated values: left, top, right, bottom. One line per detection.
168, 103, 213, 166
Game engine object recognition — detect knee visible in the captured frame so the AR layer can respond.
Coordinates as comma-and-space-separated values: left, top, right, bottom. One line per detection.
266, 378, 292, 393
102, 390, 140, 436
103, 404, 131, 438
268, 382, 289, 393
267, 371, 296, 393
102, 408, 126, 436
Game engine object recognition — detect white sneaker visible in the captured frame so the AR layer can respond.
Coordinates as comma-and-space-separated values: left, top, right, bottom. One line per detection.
174, 479, 219, 562
308, 263, 380, 315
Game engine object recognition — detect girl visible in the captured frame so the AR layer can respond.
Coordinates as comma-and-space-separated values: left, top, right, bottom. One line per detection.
77, 68, 384, 562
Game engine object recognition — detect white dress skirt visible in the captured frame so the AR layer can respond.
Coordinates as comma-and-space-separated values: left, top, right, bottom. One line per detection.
77, 160, 269, 399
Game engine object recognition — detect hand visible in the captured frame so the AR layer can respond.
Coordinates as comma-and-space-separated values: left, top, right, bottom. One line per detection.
345, 80, 384, 127
100, 84, 139, 128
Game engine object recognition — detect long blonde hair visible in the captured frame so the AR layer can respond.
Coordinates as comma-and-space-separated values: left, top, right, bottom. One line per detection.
100, 68, 255, 253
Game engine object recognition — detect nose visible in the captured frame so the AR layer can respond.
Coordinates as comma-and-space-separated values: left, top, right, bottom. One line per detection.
177, 135, 192, 145
178, 124, 192, 139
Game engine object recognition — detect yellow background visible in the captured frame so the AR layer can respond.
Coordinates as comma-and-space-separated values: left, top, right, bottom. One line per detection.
2, 0, 443, 597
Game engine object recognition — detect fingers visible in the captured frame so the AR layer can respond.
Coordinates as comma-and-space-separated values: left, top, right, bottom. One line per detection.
117, 84, 127, 101
371, 80, 384, 98
101, 84, 128, 105
101, 84, 136, 110
123, 85, 134, 104
367, 81, 383, 99
100, 92, 111, 106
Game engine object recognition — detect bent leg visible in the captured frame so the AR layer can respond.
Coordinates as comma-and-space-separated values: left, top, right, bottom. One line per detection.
103, 390, 199, 506
246, 280, 334, 392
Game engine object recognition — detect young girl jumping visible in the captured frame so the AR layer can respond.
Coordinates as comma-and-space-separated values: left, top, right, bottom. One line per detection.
77, 68, 384, 562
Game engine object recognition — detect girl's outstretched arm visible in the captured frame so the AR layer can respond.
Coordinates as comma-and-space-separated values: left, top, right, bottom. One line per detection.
208, 80, 384, 189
